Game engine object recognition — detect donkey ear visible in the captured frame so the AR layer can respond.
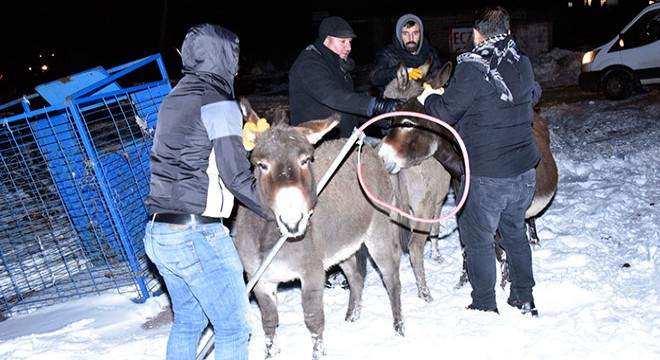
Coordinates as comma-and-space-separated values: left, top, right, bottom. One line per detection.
429, 61, 453, 89
238, 96, 260, 125
239, 96, 271, 151
296, 113, 341, 145
395, 62, 410, 89
272, 108, 290, 126
419, 56, 434, 78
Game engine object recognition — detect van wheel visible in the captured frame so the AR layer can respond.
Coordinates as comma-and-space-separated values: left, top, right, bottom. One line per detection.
601, 70, 634, 100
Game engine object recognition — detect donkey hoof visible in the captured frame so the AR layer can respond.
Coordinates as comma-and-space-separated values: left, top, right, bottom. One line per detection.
312, 338, 326, 360
265, 340, 281, 358
394, 320, 405, 336
454, 274, 469, 289
345, 303, 362, 322
430, 252, 444, 263
418, 287, 433, 303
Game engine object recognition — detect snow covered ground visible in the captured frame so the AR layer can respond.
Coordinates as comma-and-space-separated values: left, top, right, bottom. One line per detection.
0, 49, 658, 360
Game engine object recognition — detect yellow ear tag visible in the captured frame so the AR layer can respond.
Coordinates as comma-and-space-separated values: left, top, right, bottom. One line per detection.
242, 118, 270, 151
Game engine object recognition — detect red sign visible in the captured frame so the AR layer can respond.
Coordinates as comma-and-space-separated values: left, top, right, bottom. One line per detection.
450, 27, 473, 53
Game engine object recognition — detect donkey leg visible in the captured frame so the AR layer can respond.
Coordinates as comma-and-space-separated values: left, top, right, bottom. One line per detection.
300, 269, 327, 359
495, 229, 510, 289
496, 246, 510, 290
455, 245, 470, 289
429, 234, 443, 262
252, 282, 281, 358
429, 219, 444, 262
457, 234, 510, 291
408, 232, 433, 302
365, 230, 404, 336
337, 248, 366, 322
527, 217, 541, 248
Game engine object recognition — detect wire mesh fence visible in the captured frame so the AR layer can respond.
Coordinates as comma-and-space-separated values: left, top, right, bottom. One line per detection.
0, 54, 171, 317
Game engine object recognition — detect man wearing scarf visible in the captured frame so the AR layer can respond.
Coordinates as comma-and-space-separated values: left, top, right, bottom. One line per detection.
419, 6, 541, 316
370, 13, 447, 96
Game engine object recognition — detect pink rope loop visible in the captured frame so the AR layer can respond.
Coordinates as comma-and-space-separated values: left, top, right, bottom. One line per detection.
357, 111, 470, 224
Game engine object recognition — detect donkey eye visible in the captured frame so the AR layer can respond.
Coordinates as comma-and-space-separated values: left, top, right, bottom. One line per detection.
301, 155, 313, 166
400, 119, 416, 128
256, 161, 269, 171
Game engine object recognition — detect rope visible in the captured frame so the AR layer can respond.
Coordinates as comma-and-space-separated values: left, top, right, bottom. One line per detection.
356, 111, 470, 224
196, 129, 364, 360
197, 111, 468, 359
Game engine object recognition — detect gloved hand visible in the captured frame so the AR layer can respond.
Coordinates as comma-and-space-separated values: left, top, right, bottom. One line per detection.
407, 67, 423, 80
371, 98, 405, 116
416, 83, 445, 105
242, 118, 270, 150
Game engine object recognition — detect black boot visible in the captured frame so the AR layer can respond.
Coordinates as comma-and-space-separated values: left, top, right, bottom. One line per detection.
507, 298, 539, 317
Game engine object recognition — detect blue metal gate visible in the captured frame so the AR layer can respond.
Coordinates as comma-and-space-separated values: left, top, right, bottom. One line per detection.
0, 54, 171, 317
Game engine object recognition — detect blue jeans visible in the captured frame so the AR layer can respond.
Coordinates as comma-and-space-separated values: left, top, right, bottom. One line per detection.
144, 221, 251, 360
458, 168, 537, 310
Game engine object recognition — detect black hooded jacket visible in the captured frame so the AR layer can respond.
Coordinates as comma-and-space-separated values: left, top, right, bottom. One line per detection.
147, 23, 271, 220
370, 14, 445, 95
288, 37, 374, 139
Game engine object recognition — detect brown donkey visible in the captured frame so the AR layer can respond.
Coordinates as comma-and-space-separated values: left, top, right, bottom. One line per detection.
379, 59, 558, 288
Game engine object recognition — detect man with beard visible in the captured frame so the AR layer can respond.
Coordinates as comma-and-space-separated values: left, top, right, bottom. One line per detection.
370, 14, 447, 96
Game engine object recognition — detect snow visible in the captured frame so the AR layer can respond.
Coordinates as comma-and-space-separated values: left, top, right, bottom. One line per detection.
1, 49, 659, 360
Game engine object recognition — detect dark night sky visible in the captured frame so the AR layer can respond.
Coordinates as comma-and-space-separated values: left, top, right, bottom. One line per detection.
1, 1, 567, 66
0, 0, 651, 100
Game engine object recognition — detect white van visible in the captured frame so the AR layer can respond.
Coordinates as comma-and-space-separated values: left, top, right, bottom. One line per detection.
579, 2, 660, 100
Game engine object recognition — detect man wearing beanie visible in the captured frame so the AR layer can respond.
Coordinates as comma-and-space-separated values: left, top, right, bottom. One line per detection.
289, 16, 403, 139
370, 13, 447, 96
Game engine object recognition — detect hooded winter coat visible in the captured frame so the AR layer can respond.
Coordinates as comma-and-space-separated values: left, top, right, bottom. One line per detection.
370, 14, 445, 95
147, 23, 271, 220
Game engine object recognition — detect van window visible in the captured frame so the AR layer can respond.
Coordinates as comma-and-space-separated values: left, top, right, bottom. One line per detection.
617, 10, 660, 49
647, 15, 660, 42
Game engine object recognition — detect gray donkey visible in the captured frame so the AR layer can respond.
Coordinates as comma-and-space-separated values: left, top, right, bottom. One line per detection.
381, 57, 454, 302
234, 98, 403, 360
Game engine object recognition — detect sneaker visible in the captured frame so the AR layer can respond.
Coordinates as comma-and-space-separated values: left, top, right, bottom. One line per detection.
507, 298, 539, 317
466, 303, 499, 314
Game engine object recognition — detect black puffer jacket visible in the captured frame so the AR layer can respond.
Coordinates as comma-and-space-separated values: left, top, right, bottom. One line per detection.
288, 38, 374, 139
147, 23, 271, 220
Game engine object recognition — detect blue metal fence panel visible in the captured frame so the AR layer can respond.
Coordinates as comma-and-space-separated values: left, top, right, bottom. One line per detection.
0, 54, 170, 317
35, 67, 122, 106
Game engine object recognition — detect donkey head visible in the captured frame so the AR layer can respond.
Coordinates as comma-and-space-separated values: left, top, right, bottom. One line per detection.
239, 97, 340, 238
383, 56, 434, 100
378, 61, 457, 175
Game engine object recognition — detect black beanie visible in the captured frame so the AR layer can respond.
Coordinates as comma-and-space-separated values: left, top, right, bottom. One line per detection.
318, 16, 356, 39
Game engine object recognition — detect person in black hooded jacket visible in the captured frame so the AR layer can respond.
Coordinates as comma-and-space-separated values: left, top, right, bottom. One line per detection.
144, 23, 272, 360
370, 13, 447, 96
289, 16, 403, 139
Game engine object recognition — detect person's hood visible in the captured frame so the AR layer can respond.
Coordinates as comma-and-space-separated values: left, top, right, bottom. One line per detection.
395, 13, 424, 54
180, 23, 239, 92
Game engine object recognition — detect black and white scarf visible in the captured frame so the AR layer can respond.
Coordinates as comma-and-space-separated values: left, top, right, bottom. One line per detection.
457, 33, 520, 103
